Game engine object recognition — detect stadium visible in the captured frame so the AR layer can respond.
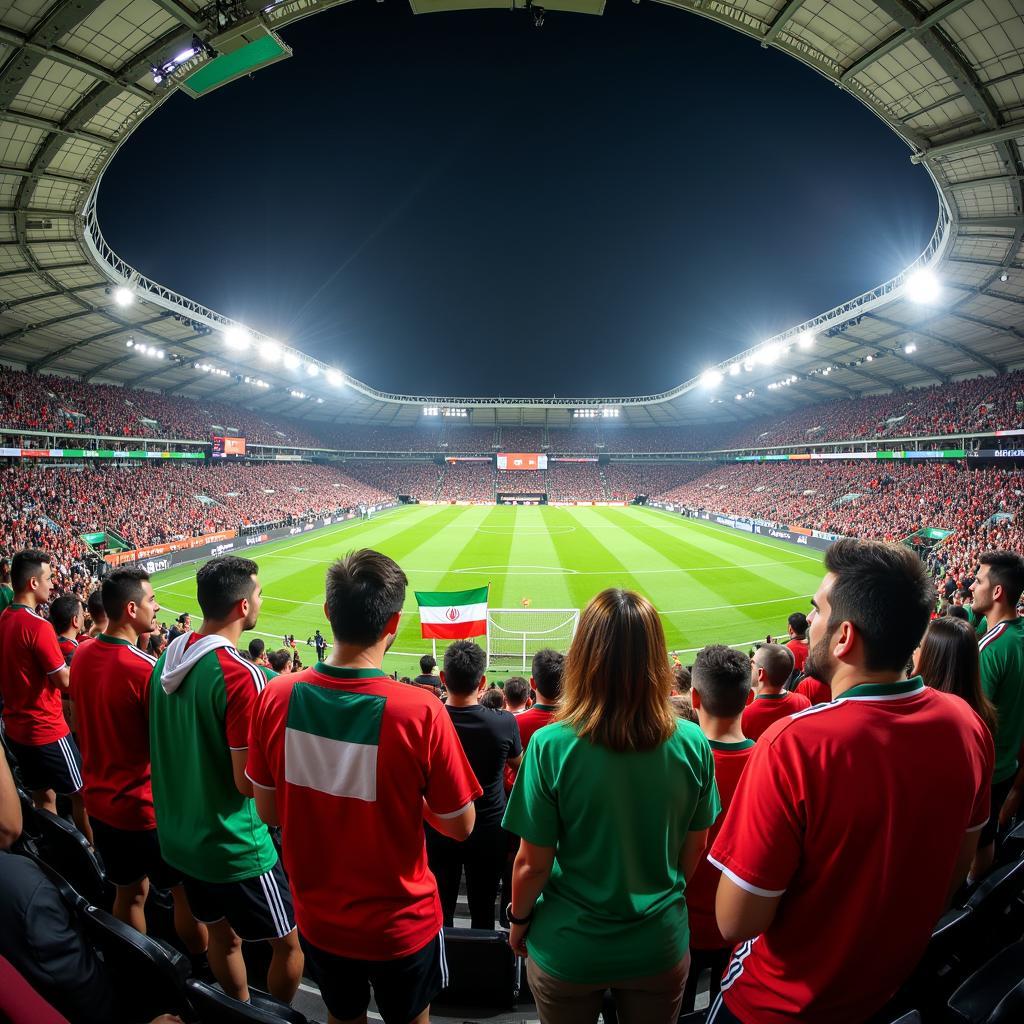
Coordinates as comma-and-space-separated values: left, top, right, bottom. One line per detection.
0, 0, 1023, 1021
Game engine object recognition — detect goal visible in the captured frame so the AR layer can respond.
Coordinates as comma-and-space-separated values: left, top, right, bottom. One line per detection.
486, 608, 580, 672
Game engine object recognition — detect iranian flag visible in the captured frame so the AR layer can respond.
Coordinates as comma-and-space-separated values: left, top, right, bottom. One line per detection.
415, 585, 489, 640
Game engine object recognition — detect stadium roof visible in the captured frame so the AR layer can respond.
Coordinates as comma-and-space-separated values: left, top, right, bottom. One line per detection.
0, 0, 1021, 430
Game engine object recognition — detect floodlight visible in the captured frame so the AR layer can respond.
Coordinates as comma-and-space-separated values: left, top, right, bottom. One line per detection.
283, 351, 301, 370
701, 369, 723, 388
126, 339, 134, 348
735, 394, 743, 401
757, 343, 780, 365
798, 331, 815, 349
259, 339, 281, 363
326, 369, 343, 387
729, 363, 740, 376
113, 286, 134, 307
743, 360, 754, 372
904, 343, 917, 354
1000, 272, 1009, 283
223, 325, 251, 351
905, 269, 940, 304
306, 363, 319, 378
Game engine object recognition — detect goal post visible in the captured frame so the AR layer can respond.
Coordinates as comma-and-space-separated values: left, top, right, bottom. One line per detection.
486, 608, 580, 673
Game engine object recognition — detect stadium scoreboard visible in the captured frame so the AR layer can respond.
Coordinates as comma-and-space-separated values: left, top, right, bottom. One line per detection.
497, 453, 547, 470
212, 435, 246, 458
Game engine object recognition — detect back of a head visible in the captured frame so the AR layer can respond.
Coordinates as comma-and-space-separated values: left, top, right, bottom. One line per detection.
560, 588, 675, 753
102, 567, 149, 622
480, 688, 506, 710
268, 648, 292, 672
980, 550, 1024, 609
443, 640, 486, 695
248, 637, 266, 660
0, 556, 10, 582
11, 548, 49, 593
196, 555, 259, 620
419, 654, 436, 676
788, 611, 808, 637
948, 605, 970, 622
86, 588, 106, 623
531, 648, 564, 702
918, 615, 994, 733
49, 593, 82, 634
824, 539, 936, 672
325, 549, 407, 647
504, 675, 530, 707
754, 643, 795, 688
670, 693, 699, 724
692, 644, 752, 719
672, 663, 692, 693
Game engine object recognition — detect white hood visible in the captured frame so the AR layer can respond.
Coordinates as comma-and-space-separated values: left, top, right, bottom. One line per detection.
160, 631, 236, 694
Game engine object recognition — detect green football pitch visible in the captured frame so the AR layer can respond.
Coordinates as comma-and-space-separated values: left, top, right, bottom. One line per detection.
150, 504, 825, 677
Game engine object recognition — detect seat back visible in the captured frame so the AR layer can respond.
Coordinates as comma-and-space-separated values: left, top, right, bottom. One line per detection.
15, 839, 89, 913
435, 928, 520, 1010
965, 856, 1024, 949
947, 939, 1024, 1024
31, 807, 111, 908
80, 904, 190, 1020
186, 979, 310, 1024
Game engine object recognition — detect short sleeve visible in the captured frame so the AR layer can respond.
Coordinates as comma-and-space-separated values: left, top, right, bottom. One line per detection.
502, 735, 558, 847
33, 622, 65, 677
507, 713, 523, 759
708, 735, 803, 897
221, 650, 264, 750
968, 722, 995, 832
424, 705, 482, 816
689, 734, 722, 832
978, 643, 1000, 701
245, 686, 276, 790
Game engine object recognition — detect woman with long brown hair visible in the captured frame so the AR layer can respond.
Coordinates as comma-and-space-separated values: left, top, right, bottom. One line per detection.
502, 589, 720, 1024
915, 616, 996, 735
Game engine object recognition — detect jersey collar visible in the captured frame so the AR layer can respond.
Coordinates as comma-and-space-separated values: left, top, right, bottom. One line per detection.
532, 703, 558, 712
841, 676, 926, 702
708, 739, 755, 752
314, 663, 384, 679
97, 634, 136, 647
755, 691, 789, 700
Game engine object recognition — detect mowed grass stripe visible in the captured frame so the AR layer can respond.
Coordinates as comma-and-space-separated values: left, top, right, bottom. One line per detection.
500, 507, 575, 610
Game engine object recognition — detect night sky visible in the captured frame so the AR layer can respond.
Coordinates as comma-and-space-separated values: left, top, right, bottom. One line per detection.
100, 0, 937, 398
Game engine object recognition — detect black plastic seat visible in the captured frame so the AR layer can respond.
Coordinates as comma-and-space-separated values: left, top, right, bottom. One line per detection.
965, 856, 1024, 951
79, 903, 191, 1020
946, 940, 1024, 1024
186, 979, 310, 1023
15, 838, 90, 912
434, 927, 520, 1010
998, 819, 1024, 864
31, 806, 111, 908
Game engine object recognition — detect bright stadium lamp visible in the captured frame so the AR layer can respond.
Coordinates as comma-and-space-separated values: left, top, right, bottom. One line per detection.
259, 339, 281, 363
326, 369, 344, 387
757, 343, 780, 365
904, 342, 918, 354
729, 363, 740, 376
283, 351, 301, 370
905, 269, 940, 304
113, 286, 134, 307
701, 369, 723, 388
798, 331, 815, 349
223, 325, 251, 351
306, 363, 319, 378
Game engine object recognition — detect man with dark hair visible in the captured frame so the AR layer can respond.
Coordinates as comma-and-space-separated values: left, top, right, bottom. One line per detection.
707, 539, 994, 1024
970, 550, 1024, 877
69, 567, 207, 960
742, 643, 809, 741
785, 612, 809, 672
85, 590, 107, 638
684, 645, 755, 1013
247, 637, 277, 680
313, 628, 327, 662
167, 612, 190, 644
504, 676, 530, 714
247, 549, 480, 1024
150, 555, 302, 1005
0, 550, 90, 841
427, 639, 522, 930
412, 653, 442, 697
267, 648, 292, 674
0, 556, 13, 614
49, 594, 85, 666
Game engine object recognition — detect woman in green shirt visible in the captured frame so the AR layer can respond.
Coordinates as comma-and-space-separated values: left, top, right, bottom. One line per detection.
503, 588, 720, 1024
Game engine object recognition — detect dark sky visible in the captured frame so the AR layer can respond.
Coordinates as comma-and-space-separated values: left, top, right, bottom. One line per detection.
100, 0, 937, 398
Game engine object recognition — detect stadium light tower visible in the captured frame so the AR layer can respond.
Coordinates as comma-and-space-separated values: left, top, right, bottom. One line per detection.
259, 339, 281, 363
905, 269, 940, 304
701, 369, 723, 388
223, 325, 251, 351
798, 331, 815, 349
113, 286, 134, 307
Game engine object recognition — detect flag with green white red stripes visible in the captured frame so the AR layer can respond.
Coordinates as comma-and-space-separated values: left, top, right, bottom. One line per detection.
414, 585, 489, 640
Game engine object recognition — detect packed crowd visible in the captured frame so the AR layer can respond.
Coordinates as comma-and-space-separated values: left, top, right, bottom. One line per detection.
1, 538, 1022, 1024
437, 462, 496, 502
341, 460, 443, 499
603, 461, 712, 500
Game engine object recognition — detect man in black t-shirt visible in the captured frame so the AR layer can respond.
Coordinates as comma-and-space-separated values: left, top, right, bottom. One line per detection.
425, 640, 522, 929
412, 653, 443, 698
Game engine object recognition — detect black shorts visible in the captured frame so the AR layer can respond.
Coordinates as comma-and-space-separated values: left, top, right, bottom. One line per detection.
6, 734, 83, 795
300, 930, 446, 1024
182, 860, 295, 941
707, 991, 745, 1023
89, 817, 182, 889
980, 775, 1015, 848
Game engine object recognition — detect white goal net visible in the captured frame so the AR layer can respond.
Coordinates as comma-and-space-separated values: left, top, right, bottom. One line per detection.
486, 608, 580, 672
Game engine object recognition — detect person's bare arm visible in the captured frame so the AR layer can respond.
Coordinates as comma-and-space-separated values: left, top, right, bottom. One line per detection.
48, 665, 70, 690
252, 783, 279, 827
680, 829, 708, 882
506, 753, 523, 771
0, 753, 22, 849
230, 749, 254, 797
424, 800, 476, 841
949, 828, 981, 905
715, 873, 783, 945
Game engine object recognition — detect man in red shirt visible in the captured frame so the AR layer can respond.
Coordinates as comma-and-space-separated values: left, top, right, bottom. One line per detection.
0, 550, 90, 842
683, 644, 755, 1013
794, 675, 831, 705
784, 612, 809, 673
708, 540, 994, 1024
49, 595, 85, 666
741, 644, 810, 741
68, 566, 206, 960
247, 549, 481, 1024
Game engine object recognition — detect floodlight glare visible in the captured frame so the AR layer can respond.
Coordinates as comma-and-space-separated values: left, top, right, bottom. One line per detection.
223, 325, 251, 351
905, 269, 940, 304
113, 286, 134, 307
729, 363, 741, 376
306, 363, 319, 378
798, 331, 815, 349
326, 369, 343, 387
904, 342, 918, 354
701, 369, 723, 388
757, 343, 780, 365
283, 351, 301, 370
259, 339, 281, 363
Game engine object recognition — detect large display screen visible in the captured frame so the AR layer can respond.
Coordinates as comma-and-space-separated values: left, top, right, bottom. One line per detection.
212, 435, 246, 458
497, 453, 547, 470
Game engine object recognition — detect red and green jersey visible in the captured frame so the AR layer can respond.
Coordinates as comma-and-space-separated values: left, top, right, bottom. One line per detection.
687, 739, 754, 951
785, 637, 808, 673
150, 633, 278, 882
246, 664, 481, 960
710, 678, 993, 1024
56, 635, 80, 666
741, 690, 811, 741
795, 675, 832, 706
0, 604, 68, 745
0, 584, 13, 615
979, 618, 1024, 784
505, 702, 557, 791
70, 635, 157, 830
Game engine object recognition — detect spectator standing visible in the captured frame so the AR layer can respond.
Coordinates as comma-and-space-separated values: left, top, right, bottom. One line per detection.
412, 654, 442, 697
0, 550, 91, 842
684, 645, 755, 1013
0, 556, 13, 614
149, 556, 302, 1004
794, 674, 832, 706
248, 638, 277, 680
166, 613, 190, 644
503, 590, 720, 1024
504, 676, 531, 714
742, 644, 809, 741
50, 594, 85, 666
427, 640, 522, 929
267, 648, 292, 674
85, 590, 107, 638
314, 628, 327, 662
969, 550, 1024, 876
708, 540, 994, 1024
69, 567, 207, 959
784, 613, 809, 672
915, 617, 996, 735
247, 550, 480, 1024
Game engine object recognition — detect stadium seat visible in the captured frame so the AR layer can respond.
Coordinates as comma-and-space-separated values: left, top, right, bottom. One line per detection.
185, 978, 310, 1024
79, 903, 191, 1020
14, 839, 89, 913
946, 940, 1024, 1024
433, 928, 520, 1010
965, 856, 1024, 951
31, 807, 111, 908
998, 819, 1024, 864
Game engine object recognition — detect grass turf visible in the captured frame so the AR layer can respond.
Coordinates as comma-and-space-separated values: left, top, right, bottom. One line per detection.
150, 504, 825, 677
